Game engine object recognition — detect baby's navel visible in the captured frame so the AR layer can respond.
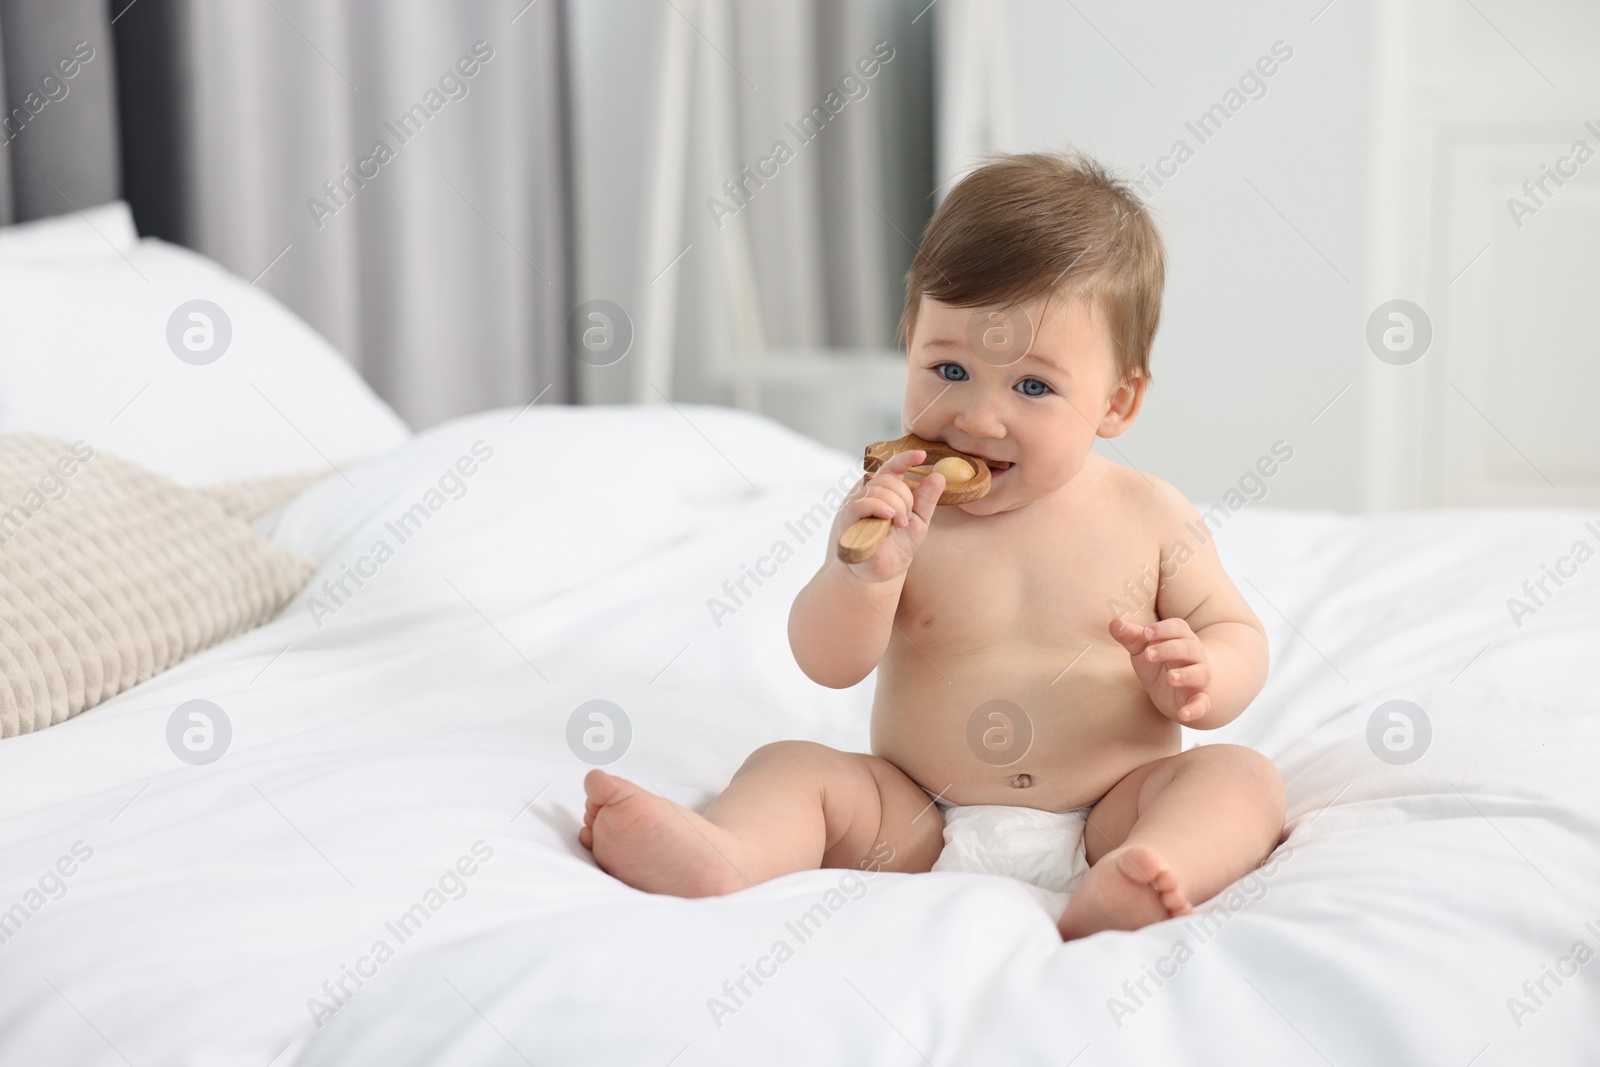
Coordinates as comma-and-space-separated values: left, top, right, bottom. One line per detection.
1009, 773, 1033, 789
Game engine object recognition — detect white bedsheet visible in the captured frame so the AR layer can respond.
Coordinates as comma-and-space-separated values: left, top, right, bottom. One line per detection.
0, 404, 1595, 1067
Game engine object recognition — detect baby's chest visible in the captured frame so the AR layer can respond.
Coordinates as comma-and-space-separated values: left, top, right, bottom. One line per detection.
898, 514, 1161, 644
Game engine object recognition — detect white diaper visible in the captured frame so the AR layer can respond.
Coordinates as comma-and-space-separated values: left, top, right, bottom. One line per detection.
929, 802, 1093, 895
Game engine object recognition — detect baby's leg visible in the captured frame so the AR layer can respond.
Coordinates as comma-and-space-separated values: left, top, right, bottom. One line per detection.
581, 741, 945, 897
1058, 744, 1284, 940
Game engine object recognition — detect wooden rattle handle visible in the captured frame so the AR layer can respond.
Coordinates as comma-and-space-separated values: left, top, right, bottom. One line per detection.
838, 515, 892, 565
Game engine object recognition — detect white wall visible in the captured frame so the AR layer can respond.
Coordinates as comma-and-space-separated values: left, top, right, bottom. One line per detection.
1360, 0, 1600, 509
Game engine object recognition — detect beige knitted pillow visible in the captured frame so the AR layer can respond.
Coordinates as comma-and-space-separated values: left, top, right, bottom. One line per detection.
0, 436, 315, 738
197, 471, 329, 522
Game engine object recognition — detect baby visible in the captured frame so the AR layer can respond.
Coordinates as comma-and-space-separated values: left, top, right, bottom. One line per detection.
581, 152, 1285, 939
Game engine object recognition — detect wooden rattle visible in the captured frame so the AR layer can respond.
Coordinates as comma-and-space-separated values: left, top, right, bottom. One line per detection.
836, 433, 1002, 564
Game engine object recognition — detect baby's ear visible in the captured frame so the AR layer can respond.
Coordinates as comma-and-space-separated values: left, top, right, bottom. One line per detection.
1097, 373, 1148, 438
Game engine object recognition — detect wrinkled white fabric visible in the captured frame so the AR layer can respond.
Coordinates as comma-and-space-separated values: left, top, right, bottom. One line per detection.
0, 403, 1596, 1066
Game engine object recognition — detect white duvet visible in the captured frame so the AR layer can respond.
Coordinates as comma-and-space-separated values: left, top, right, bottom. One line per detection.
1, 404, 1596, 1067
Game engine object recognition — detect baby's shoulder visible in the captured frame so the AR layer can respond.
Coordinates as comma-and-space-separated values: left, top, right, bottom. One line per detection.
1088, 462, 1208, 558
1095, 457, 1199, 526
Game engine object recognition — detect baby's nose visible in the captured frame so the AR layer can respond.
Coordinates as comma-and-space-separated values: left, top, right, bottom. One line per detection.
952, 398, 1006, 438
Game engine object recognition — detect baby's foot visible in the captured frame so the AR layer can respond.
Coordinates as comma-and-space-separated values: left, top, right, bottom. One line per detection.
579, 770, 751, 897
1057, 845, 1193, 940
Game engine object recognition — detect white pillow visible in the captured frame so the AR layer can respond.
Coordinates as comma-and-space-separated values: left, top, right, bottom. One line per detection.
0, 201, 138, 261
0, 210, 410, 486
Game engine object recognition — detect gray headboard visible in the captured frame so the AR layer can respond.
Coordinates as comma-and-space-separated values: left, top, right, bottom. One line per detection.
0, 0, 120, 225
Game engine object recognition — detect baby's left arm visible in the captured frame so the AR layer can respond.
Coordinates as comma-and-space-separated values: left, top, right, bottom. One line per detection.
1109, 488, 1268, 729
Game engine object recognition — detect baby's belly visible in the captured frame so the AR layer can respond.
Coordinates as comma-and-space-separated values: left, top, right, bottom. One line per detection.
870, 640, 1180, 810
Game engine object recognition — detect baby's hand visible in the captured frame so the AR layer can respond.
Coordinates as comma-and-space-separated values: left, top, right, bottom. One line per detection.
1110, 617, 1211, 724
837, 449, 945, 583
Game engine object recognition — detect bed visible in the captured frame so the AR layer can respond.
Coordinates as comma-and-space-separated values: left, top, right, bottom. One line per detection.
2, 8, 1597, 1062
1, 365, 1598, 1064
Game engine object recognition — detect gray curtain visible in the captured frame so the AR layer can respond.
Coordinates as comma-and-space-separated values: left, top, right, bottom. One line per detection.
682, 0, 936, 386
114, 0, 575, 430
0, 0, 120, 224
722, 0, 935, 352
573, 0, 934, 416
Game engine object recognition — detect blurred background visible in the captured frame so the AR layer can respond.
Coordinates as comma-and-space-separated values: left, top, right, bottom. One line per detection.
7, 0, 1598, 512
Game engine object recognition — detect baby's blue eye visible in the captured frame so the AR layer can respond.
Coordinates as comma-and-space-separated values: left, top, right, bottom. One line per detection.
936, 363, 969, 382
1015, 378, 1050, 397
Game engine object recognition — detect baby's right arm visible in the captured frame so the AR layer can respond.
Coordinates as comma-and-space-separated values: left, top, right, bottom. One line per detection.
787, 450, 947, 688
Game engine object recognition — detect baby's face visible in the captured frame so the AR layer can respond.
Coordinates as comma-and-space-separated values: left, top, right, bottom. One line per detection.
902, 293, 1135, 515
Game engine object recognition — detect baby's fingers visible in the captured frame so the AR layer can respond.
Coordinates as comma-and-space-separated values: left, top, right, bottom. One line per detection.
1109, 617, 1150, 654
853, 491, 900, 524
1142, 619, 1195, 641
1164, 660, 1210, 691
877, 449, 927, 477
1174, 691, 1210, 723
1143, 637, 1202, 667
908, 470, 946, 524
858, 485, 914, 527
